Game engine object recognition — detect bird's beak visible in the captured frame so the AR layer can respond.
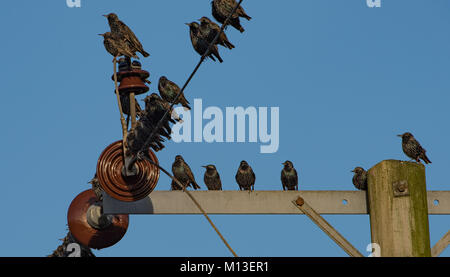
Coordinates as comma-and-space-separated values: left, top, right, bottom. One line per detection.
397, 134, 402, 137
202, 166, 207, 168
351, 170, 355, 173
102, 14, 107, 17
98, 34, 104, 36
185, 23, 191, 26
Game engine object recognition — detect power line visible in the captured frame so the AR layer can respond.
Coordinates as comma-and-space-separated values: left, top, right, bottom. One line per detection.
129, 0, 245, 169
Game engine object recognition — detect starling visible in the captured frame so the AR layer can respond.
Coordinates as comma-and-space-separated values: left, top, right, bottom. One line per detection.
186, 22, 224, 63
104, 13, 150, 58
281, 161, 298, 191
235, 160, 255, 191
88, 173, 104, 201
351, 167, 368, 191
142, 94, 175, 139
398, 132, 431, 164
211, 0, 251, 33
143, 93, 177, 124
127, 120, 167, 154
48, 232, 95, 257
99, 32, 138, 62
126, 93, 178, 155
202, 165, 223, 191
198, 17, 235, 49
120, 94, 144, 126
158, 76, 191, 110
171, 155, 201, 190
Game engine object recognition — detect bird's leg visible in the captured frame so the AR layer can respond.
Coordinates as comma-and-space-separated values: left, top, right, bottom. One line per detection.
113, 55, 118, 64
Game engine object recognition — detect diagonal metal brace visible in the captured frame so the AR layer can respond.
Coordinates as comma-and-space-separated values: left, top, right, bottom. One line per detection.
431, 230, 450, 257
292, 197, 364, 257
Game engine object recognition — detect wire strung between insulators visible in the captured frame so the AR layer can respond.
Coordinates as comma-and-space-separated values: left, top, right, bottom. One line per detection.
128, 0, 246, 168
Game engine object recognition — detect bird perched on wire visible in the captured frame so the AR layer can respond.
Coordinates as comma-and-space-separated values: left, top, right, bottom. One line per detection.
281, 161, 298, 191
143, 93, 176, 124
141, 93, 175, 139
104, 13, 150, 58
202, 165, 223, 191
236, 160, 255, 191
198, 17, 235, 50
211, 0, 251, 33
171, 155, 201, 190
351, 167, 368, 191
158, 76, 191, 110
126, 93, 178, 155
186, 22, 224, 63
397, 132, 431, 164
88, 173, 104, 201
142, 93, 181, 137
99, 32, 138, 62
127, 120, 166, 154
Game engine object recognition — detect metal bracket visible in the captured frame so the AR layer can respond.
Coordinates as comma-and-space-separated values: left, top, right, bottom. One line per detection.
86, 203, 114, 230
122, 153, 139, 177
292, 197, 364, 257
431, 230, 450, 257
393, 180, 409, 197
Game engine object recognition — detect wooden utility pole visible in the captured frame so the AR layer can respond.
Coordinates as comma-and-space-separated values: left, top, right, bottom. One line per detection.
367, 160, 431, 257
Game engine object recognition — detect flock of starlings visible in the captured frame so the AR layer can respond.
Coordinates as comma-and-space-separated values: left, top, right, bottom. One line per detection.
95, 1, 432, 193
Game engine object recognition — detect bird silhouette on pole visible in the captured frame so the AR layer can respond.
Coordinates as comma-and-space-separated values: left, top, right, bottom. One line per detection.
171, 155, 201, 190
235, 160, 255, 191
202, 165, 223, 191
281, 161, 298, 191
397, 132, 431, 164
351, 167, 368, 191
104, 13, 150, 58
99, 32, 138, 62
186, 22, 224, 63
211, 0, 251, 33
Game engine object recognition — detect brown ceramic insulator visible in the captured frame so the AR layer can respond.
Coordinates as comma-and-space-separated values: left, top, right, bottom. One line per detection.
67, 189, 129, 250
112, 69, 150, 95
97, 140, 160, 202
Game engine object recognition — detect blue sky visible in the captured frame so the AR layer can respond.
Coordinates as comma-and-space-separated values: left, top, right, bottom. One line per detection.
0, 0, 449, 257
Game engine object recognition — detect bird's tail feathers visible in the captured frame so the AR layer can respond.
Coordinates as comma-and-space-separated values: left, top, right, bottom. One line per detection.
224, 41, 235, 49
209, 55, 217, 62
193, 182, 201, 190
213, 51, 224, 63
141, 50, 150, 57
422, 153, 432, 164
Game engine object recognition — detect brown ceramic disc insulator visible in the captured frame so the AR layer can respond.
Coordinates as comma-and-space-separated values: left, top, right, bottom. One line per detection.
97, 140, 160, 202
67, 189, 129, 250
112, 69, 150, 95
